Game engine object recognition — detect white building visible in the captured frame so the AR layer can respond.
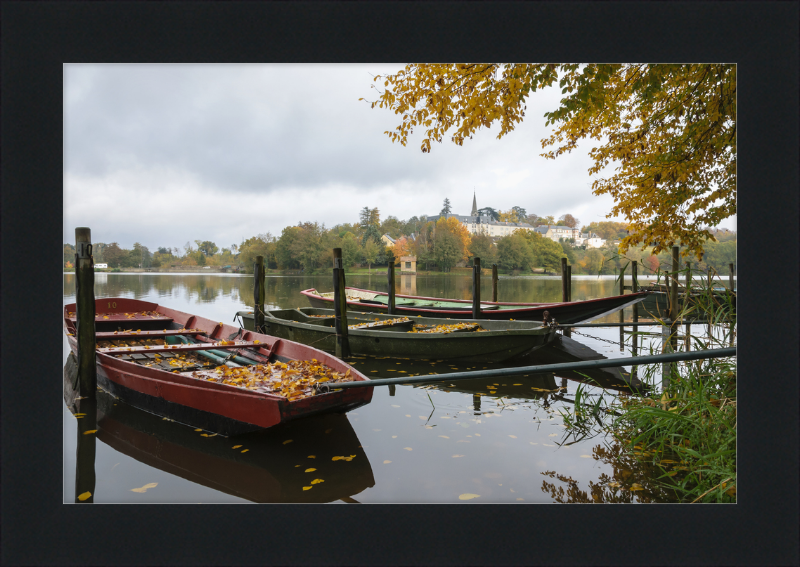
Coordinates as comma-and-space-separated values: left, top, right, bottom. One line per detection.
423, 193, 536, 238
534, 225, 581, 243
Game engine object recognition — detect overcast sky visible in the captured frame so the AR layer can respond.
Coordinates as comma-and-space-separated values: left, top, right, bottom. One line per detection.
64, 64, 735, 252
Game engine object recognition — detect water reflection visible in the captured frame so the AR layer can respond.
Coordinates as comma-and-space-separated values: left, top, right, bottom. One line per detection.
64, 356, 374, 503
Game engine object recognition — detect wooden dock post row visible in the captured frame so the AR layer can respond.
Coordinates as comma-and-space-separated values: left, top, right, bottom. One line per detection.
729, 263, 735, 294
332, 248, 351, 358
75, 227, 97, 398
492, 264, 498, 302
472, 257, 481, 320
253, 255, 265, 333
387, 252, 396, 315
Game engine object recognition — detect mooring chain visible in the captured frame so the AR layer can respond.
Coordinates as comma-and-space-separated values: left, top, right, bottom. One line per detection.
567, 329, 629, 347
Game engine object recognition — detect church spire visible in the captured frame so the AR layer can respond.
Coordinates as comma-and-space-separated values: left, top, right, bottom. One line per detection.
471, 190, 478, 217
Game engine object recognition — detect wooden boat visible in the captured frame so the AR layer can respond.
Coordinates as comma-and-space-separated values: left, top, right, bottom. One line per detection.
235, 307, 557, 363
63, 364, 374, 503
63, 297, 372, 436
300, 286, 648, 324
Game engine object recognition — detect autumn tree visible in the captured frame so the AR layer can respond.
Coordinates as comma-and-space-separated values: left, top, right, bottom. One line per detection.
195, 240, 219, 257
103, 242, 126, 268
362, 239, 379, 273
582, 221, 629, 241
559, 214, 579, 228
497, 233, 535, 271
468, 232, 497, 266
239, 234, 276, 271
433, 216, 470, 271
341, 232, 361, 268
365, 63, 735, 258
392, 235, 412, 258
380, 215, 404, 239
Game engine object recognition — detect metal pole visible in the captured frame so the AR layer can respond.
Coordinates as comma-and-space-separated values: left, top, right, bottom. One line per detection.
472, 257, 481, 320
75, 227, 96, 398
320, 347, 737, 390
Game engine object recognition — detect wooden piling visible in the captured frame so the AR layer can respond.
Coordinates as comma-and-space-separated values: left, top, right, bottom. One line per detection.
491, 264, 498, 303
472, 257, 481, 320
561, 258, 568, 302
75, 227, 96, 398
253, 255, 265, 333
669, 246, 680, 323
729, 263, 735, 293
387, 252, 396, 315
332, 248, 350, 358
619, 263, 626, 324
631, 260, 639, 323
74, 397, 97, 503
566, 265, 572, 302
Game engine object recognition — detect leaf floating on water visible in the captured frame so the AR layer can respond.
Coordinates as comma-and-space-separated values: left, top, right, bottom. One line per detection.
580, 454, 591, 458
404, 447, 413, 451
73, 413, 86, 417
392, 435, 397, 439
77, 491, 92, 501
439, 435, 450, 439
194, 429, 203, 432
232, 445, 242, 449
630, 483, 644, 491
241, 449, 249, 453
458, 493, 480, 501
508, 435, 517, 439
383, 460, 392, 464
303, 486, 312, 491
516, 498, 524, 501
305, 468, 316, 473
310, 479, 324, 485
391, 405, 400, 408
130, 482, 158, 493
83, 430, 97, 435
283, 440, 293, 445
452, 455, 464, 458
308, 455, 316, 459
548, 433, 558, 437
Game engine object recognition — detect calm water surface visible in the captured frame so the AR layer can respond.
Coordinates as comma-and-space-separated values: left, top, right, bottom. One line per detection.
63, 272, 708, 504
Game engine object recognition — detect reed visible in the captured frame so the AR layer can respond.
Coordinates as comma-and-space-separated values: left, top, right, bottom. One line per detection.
563, 269, 736, 502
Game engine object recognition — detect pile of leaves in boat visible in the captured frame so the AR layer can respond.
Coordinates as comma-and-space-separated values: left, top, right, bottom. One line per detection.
67, 310, 164, 320
348, 317, 411, 329
409, 322, 487, 334
191, 360, 352, 400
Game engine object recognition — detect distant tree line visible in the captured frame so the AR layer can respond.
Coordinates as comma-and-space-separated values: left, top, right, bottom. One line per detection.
63, 203, 736, 276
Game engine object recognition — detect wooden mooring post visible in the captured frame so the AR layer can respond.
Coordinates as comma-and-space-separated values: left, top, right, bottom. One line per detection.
387, 252, 396, 315
729, 263, 735, 293
669, 246, 680, 323
472, 257, 481, 320
619, 263, 626, 324
561, 258, 568, 302
75, 227, 96, 398
332, 248, 351, 358
566, 265, 572, 302
491, 264, 498, 302
253, 255, 265, 333
631, 260, 639, 323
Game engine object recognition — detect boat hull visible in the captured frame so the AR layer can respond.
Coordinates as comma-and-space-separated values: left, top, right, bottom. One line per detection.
64, 298, 372, 436
301, 287, 647, 324
238, 308, 556, 363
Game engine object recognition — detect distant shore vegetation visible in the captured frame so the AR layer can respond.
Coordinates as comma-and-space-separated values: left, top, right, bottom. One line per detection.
64, 207, 736, 277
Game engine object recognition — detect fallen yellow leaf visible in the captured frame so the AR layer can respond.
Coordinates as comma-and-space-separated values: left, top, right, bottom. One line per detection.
305, 468, 316, 473
383, 460, 392, 464
83, 430, 97, 435
283, 440, 293, 445
439, 435, 450, 439
232, 445, 242, 449
308, 455, 316, 459
404, 447, 412, 451
77, 491, 92, 501
130, 482, 158, 493
458, 493, 480, 500
303, 486, 312, 491
630, 483, 644, 491
241, 449, 249, 453
508, 435, 517, 439
310, 479, 324, 484
452, 455, 464, 458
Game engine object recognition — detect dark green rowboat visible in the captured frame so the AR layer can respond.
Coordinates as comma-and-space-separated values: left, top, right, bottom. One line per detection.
236, 307, 557, 363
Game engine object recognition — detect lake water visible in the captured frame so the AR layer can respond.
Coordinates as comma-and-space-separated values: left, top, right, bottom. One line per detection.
63, 271, 719, 503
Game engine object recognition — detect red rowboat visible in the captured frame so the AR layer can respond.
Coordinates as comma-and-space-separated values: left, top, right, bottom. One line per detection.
301, 286, 648, 324
64, 297, 373, 436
